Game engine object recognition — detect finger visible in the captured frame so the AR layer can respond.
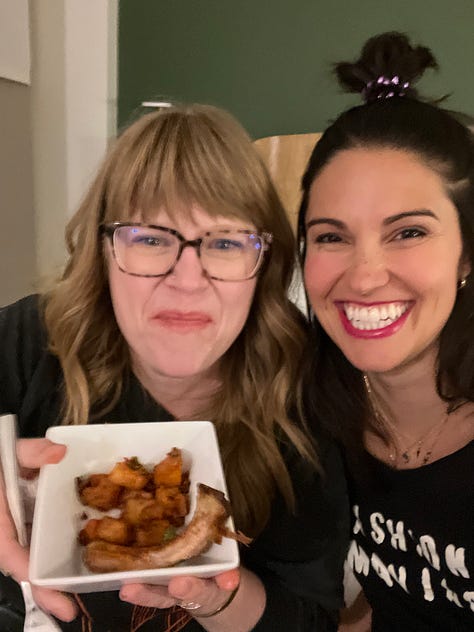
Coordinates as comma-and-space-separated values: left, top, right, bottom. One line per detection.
0, 538, 77, 622
0, 536, 30, 579
214, 568, 240, 591
16, 439, 67, 470
168, 575, 225, 611
31, 585, 77, 622
119, 583, 176, 608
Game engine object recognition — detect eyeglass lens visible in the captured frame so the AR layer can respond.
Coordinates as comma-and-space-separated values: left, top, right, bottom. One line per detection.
113, 225, 264, 280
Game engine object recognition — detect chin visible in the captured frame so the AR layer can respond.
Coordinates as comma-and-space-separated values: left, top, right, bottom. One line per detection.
152, 358, 213, 379
342, 351, 402, 375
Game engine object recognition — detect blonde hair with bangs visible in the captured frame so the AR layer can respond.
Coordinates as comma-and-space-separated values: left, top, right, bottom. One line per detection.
43, 104, 316, 535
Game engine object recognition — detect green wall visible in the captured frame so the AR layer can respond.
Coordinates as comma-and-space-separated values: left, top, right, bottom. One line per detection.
118, 1, 474, 138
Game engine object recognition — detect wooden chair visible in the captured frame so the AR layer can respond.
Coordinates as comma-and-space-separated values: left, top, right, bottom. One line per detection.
253, 132, 321, 233
254, 132, 321, 312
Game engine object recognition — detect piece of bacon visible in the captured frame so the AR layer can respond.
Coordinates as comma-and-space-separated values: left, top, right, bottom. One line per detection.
83, 483, 232, 572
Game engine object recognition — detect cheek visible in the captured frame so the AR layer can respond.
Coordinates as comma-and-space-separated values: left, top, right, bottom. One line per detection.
393, 247, 459, 295
220, 284, 256, 335
303, 253, 338, 302
108, 268, 148, 336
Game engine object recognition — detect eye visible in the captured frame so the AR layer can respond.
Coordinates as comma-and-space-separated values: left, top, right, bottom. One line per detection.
392, 227, 427, 241
313, 232, 344, 244
133, 235, 167, 247
208, 238, 245, 251
126, 229, 175, 248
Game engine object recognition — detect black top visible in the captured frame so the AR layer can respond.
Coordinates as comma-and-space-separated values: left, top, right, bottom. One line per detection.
0, 295, 349, 632
347, 444, 474, 632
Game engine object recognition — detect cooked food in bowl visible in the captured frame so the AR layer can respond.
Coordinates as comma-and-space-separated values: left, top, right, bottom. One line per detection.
76, 448, 239, 573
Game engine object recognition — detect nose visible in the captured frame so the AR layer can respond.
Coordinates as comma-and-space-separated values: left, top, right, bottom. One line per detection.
164, 242, 209, 291
347, 245, 390, 295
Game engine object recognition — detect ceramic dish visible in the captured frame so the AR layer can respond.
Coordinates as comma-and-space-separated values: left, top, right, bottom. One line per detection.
29, 421, 239, 593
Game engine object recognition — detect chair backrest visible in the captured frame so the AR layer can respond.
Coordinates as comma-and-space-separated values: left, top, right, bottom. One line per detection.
254, 132, 321, 232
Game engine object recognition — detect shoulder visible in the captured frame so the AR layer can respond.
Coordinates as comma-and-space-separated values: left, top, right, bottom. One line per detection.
243, 430, 349, 620
266, 428, 349, 549
0, 294, 45, 338
0, 294, 48, 372
282, 422, 347, 495
0, 294, 61, 428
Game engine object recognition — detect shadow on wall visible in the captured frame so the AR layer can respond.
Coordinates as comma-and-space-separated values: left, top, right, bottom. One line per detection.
0, 79, 36, 307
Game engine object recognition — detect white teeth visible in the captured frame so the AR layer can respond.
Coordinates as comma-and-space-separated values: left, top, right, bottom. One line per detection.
368, 308, 379, 323
343, 302, 409, 331
359, 307, 369, 321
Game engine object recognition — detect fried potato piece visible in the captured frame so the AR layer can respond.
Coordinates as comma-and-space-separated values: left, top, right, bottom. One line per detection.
108, 457, 150, 490
96, 516, 133, 545
153, 448, 182, 487
79, 517, 133, 545
78, 519, 100, 545
179, 470, 190, 494
120, 489, 154, 503
155, 486, 188, 524
77, 474, 122, 511
135, 519, 173, 546
122, 497, 164, 525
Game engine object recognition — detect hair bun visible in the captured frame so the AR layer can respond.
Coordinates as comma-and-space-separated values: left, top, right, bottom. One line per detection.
334, 31, 438, 103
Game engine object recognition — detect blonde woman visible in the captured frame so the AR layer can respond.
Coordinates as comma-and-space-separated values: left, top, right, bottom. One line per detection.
0, 104, 348, 632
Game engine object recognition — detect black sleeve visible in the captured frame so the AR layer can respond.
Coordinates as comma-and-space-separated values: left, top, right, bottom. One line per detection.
241, 435, 350, 631
0, 295, 62, 437
0, 297, 44, 629
0, 295, 44, 415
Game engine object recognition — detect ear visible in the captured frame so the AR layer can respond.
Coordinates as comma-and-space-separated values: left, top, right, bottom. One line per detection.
458, 250, 471, 282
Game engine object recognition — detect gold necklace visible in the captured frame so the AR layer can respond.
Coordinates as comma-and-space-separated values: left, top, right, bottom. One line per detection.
363, 374, 450, 467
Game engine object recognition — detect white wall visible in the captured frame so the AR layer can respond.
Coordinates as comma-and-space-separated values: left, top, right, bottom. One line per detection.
30, 0, 118, 283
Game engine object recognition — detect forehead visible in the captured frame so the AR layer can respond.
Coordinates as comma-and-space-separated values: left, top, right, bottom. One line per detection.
137, 204, 256, 233
307, 147, 455, 223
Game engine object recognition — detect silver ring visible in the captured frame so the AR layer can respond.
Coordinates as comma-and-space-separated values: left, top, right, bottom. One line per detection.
178, 600, 202, 611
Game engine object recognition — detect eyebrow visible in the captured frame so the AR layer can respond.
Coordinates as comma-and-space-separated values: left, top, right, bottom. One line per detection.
382, 210, 439, 225
306, 218, 345, 230
306, 209, 439, 230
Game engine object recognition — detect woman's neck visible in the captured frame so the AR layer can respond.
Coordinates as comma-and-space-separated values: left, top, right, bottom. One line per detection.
132, 359, 221, 420
366, 346, 446, 437
365, 346, 474, 466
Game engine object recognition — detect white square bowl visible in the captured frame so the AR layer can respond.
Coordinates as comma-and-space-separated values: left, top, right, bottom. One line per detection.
29, 421, 239, 593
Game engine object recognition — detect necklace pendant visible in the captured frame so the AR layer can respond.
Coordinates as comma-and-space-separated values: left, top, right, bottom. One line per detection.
388, 451, 396, 462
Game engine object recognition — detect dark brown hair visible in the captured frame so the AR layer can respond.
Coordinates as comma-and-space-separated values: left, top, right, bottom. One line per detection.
298, 32, 474, 453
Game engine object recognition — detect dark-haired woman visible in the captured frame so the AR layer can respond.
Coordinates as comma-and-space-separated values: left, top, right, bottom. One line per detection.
298, 32, 474, 632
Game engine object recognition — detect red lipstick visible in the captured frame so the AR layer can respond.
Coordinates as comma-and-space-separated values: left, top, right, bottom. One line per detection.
337, 303, 413, 339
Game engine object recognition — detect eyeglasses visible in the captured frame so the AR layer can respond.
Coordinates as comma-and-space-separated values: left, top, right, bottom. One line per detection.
101, 222, 272, 281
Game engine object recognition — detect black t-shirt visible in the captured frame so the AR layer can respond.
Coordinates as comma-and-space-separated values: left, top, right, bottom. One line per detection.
0, 295, 349, 632
347, 444, 474, 631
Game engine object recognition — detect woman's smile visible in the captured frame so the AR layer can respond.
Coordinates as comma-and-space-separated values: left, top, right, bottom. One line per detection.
337, 301, 413, 338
